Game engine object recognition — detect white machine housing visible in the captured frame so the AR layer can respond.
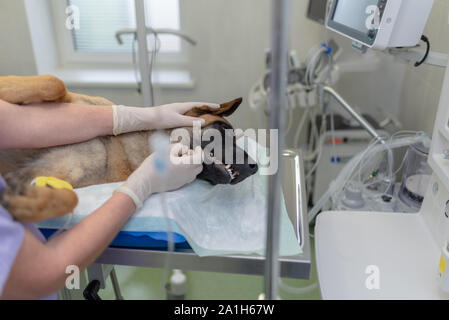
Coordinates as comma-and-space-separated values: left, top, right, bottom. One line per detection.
315, 51, 449, 300
312, 129, 387, 206
326, 0, 434, 50
426, 65, 449, 249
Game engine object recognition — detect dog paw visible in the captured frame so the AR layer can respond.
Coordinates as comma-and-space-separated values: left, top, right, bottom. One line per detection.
7, 186, 78, 222
0, 75, 67, 104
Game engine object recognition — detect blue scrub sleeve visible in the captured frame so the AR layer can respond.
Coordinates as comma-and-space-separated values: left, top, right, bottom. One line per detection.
0, 206, 25, 297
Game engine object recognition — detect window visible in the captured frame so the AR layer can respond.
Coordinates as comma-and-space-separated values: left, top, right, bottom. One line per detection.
51, 0, 182, 65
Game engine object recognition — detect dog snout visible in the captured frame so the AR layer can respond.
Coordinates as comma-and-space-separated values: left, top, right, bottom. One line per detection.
248, 163, 258, 175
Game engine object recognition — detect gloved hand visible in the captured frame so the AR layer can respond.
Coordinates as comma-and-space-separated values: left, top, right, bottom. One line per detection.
115, 143, 204, 209
112, 102, 219, 135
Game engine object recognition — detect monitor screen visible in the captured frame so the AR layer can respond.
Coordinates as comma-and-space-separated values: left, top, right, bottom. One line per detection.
332, 0, 379, 33
327, 0, 381, 46
307, 0, 328, 25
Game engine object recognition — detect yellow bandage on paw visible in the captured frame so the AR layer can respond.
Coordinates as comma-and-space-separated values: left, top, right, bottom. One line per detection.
34, 176, 73, 190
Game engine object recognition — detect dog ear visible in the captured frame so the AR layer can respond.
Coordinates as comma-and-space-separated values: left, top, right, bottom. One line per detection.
184, 98, 243, 118
215, 97, 243, 116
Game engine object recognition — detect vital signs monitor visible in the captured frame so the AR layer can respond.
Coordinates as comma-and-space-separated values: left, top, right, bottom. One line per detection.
326, 0, 434, 50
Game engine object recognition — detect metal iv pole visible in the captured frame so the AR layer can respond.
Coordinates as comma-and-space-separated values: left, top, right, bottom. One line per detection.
264, 0, 291, 300
134, 0, 152, 106
319, 85, 384, 143
132, 0, 197, 106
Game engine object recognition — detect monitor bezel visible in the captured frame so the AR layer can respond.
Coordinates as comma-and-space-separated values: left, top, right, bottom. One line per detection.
327, 0, 381, 46
307, 0, 328, 25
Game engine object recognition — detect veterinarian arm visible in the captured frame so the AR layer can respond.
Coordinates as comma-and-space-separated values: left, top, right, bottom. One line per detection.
0, 99, 113, 149
1, 192, 135, 299
0, 99, 218, 149
112, 102, 220, 135
1, 145, 202, 299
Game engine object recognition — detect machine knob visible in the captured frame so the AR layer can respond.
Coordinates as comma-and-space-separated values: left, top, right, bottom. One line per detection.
342, 183, 365, 209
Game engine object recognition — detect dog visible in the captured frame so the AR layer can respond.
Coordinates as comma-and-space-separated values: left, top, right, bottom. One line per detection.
0, 75, 258, 222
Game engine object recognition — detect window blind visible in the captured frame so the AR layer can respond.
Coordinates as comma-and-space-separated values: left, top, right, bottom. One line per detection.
67, 0, 180, 53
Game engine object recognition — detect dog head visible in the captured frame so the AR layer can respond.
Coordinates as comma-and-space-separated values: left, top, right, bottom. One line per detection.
182, 98, 258, 185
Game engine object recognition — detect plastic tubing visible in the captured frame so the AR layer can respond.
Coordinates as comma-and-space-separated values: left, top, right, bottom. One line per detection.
308, 133, 429, 223
356, 133, 424, 202
149, 132, 176, 296
293, 108, 310, 148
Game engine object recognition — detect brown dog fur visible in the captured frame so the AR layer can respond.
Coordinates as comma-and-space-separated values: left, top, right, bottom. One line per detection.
0, 75, 242, 223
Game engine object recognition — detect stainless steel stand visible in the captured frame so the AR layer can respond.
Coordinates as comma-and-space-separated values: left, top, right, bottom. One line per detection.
320, 85, 383, 142
95, 150, 311, 281
264, 0, 292, 300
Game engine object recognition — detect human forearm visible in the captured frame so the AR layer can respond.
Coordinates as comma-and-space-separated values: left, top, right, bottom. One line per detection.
0, 99, 113, 149
47, 192, 135, 271
0, 99, 219, 149
2, 193, 135, 299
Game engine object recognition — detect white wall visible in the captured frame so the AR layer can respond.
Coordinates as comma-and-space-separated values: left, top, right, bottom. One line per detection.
0, 0, 322, 134
396, 0, 449, 134
67, 0, 324, 133
332, 36, 407, 123
333, 0, 449, 136
0, 0, 37, 75
2, 0, 445, 138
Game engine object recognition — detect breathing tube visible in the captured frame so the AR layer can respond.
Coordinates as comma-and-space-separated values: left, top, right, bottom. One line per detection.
149, 132, 176, 297
308, 132, 429, 223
